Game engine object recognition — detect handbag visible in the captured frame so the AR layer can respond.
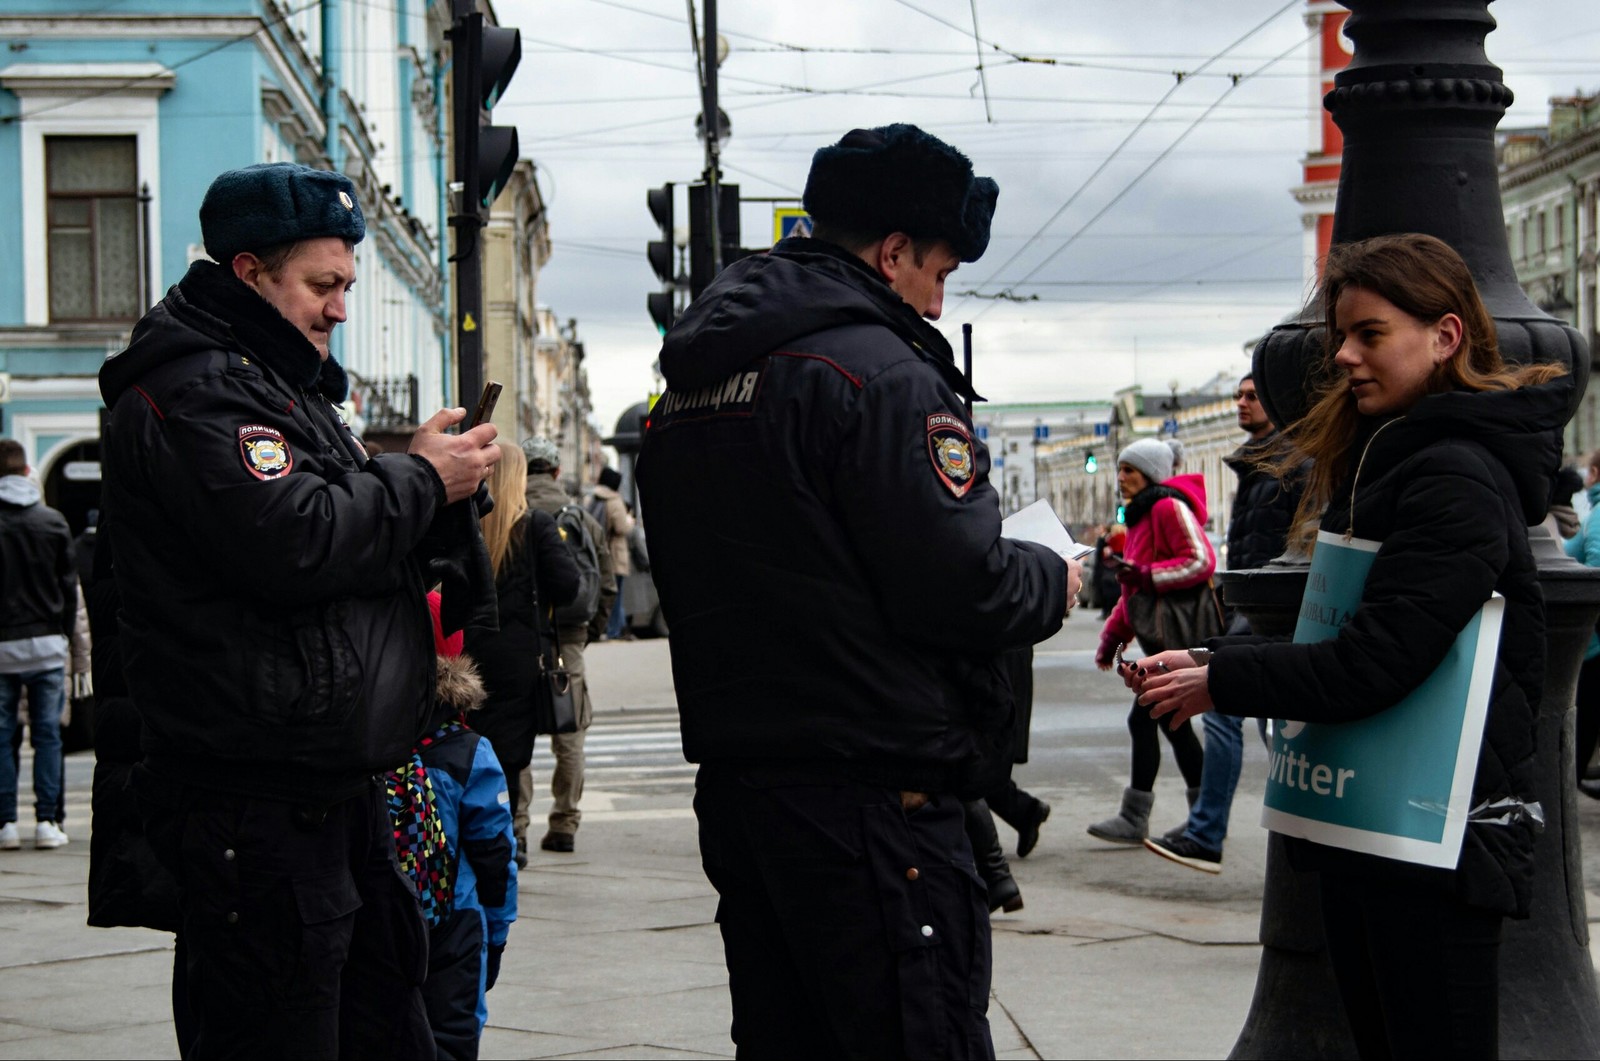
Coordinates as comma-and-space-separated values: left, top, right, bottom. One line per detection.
1125, 578, 1225, 654
531, 634, 578, 736
526, 515, 579, 735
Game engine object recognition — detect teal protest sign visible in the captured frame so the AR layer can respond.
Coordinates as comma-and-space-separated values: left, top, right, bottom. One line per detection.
1260, 531, 1502, 868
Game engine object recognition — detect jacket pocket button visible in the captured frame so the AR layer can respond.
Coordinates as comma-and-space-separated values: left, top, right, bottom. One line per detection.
905, 867, 920, 881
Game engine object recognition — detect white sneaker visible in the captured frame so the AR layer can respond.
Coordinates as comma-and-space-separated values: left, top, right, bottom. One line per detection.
0, 822, 18, 850
34, 821, 68, 850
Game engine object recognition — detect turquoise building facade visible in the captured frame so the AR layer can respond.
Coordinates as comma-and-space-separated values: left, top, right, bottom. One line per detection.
0, 2, 454, 530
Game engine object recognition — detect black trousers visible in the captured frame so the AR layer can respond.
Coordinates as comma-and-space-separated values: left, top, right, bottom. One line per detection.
1127, 699, 1204, 792
138, 771, 435, 1060
1319, 870, 1503, 1060
694, 765, 994, 1060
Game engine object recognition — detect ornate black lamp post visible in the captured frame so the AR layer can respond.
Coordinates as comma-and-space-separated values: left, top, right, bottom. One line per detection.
1225, 2, 1600, 1056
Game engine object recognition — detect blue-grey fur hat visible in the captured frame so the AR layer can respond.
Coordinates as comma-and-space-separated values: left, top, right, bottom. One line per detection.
801, 124, 998, 262
200, 163, 366, 265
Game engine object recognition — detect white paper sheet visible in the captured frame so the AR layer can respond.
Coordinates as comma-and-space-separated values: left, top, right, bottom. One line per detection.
1001, 500, 1094, 561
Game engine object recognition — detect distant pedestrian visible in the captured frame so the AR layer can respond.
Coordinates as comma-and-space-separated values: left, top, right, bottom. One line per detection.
466, 441, 579, 865
0, 439, 78, 853
520, 436, 614, 854
1563, 451, 1600, 794
640, 123, 1079, 1057
1132, 233, 1567, 1058
98, 161, 502, 1056
1090, 437, 1214, 844
1143, 373, 1305, 873
593, 466, 634, 640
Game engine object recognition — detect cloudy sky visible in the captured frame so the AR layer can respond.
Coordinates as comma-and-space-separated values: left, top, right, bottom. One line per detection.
493, 0, 1600, 439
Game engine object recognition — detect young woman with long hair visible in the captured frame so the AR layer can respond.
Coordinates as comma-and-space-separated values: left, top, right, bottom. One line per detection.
463, 441, 578, 866
1130, 233, 1568, 1058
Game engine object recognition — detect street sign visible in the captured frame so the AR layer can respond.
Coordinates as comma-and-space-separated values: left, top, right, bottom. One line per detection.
1162, 417, 1179, 435
772, 207, 811, 245
1093, 422, 1110, 438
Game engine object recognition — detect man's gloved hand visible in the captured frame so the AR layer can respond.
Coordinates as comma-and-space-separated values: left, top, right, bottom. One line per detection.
71, 672, 92, 700
1115, 562, 1154, 594
485, 943, 505, 991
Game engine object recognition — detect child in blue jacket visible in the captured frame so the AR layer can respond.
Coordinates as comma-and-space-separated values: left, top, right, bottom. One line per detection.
388, 593, 518, 1059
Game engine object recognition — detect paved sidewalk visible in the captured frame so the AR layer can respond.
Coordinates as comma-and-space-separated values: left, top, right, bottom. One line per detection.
4, 624, 1600, 1058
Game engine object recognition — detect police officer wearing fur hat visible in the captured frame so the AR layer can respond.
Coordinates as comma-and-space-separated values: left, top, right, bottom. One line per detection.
638, 125, 1081, 1057
98, 162, 502, 1056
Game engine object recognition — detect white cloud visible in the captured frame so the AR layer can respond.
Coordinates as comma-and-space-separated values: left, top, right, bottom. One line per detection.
496, 0, 1600, 436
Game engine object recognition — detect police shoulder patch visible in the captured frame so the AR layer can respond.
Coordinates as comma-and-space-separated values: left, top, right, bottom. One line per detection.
926, 412, 975, 498
238, 424, 293, 481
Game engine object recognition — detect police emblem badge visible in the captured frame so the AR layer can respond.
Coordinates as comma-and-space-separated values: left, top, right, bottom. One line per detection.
238, 425, 293, 481
926, 413, 976, 498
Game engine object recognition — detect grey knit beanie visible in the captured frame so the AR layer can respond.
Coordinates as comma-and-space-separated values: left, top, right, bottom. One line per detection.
1118, 438, 1174, 484
521, 436, 561, 472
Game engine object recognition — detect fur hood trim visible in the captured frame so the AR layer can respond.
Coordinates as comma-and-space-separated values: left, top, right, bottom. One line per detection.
436, 653, 487, 714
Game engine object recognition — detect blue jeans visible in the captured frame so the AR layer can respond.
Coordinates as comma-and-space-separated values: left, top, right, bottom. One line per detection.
0, 667, 66, 824
605, 575, 627, 639
1185, 711, 1243, 852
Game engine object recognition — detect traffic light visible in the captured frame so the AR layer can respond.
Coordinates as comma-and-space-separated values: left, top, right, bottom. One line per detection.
1084, 450, 1098, 474
647, 184, 676, 335
451, 10, 521, 211
688, 181, 740, 298
1116, 504, 1126, 524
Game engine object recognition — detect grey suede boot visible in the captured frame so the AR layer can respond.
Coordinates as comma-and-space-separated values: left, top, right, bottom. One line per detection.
1087, 787, 1155, 845
1160, 787, 1202, 842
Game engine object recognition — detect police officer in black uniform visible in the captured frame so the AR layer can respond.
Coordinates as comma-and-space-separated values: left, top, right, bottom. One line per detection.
638, 125, 1081, 1059
98, 163, 502, 1057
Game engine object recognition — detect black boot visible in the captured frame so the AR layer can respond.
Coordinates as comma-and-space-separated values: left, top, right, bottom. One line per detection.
964, 799, 1023, 914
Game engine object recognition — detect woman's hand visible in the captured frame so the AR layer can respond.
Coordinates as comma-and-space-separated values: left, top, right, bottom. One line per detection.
1138, 665, 1215, 730
1119, 649, 1193, 693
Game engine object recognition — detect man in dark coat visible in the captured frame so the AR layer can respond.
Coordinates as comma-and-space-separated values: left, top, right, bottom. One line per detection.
1146, 373, 1305, 873
0, 439, 77, 852
98, 162, 503, 1056
638, 124, 1080, 1058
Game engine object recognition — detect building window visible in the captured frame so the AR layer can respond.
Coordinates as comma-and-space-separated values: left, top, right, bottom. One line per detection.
1519, 217, 1529, 261
46, 136, 140, 321
1537, 210, 1547, 254
1555, 203, 1566, 248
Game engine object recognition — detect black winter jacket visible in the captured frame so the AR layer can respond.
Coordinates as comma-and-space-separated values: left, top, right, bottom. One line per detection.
1209, 379, 1570, 917
1224, 430, 1303, 572
637, 238, 1068, 794
0, 476, 75, 644
99, 262, 452, 803
467, 510, 580, 770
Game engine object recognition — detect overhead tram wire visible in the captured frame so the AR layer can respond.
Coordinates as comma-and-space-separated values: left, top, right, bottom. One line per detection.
967, 26, 1312, 324
946, 0, 1300, 320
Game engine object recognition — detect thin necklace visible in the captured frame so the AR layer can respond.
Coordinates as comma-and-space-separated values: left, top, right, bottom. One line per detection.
1346, 416, 1407, 542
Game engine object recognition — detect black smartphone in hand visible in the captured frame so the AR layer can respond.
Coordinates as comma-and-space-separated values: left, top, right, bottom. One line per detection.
470, 381, 503, 429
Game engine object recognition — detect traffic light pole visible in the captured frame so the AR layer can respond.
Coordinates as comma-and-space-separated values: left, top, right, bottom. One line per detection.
450, 2, 485, 417
700, 0, 722, 276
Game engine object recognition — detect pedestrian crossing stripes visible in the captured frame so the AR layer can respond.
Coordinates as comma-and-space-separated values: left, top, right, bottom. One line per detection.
530, 707, 694, 787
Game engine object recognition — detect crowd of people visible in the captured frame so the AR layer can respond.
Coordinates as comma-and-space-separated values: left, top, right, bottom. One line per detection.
0, 123, 1588, 1061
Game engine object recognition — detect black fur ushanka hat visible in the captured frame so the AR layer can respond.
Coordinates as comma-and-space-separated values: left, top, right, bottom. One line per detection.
801, 123, 998, 262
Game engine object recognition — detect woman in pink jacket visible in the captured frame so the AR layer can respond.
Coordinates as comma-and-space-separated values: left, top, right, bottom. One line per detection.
1089, 438, 1215, 844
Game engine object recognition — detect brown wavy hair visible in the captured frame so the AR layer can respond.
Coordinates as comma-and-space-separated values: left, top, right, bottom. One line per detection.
1274, 233, 1566, 553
